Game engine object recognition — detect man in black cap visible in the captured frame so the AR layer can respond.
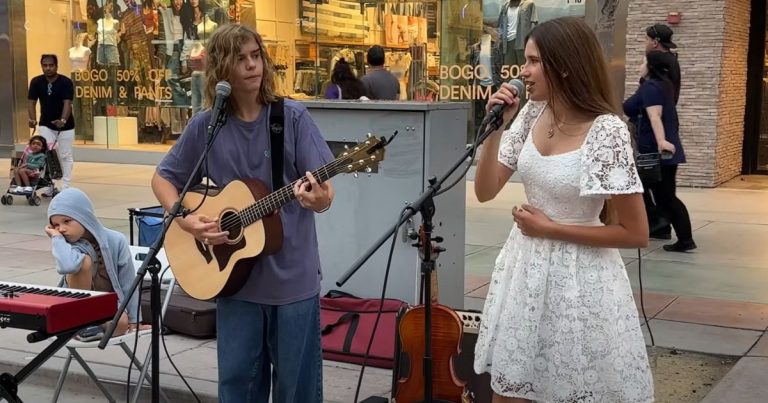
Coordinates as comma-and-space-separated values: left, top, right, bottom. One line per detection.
645, 24, 681, 103
641, 23, 681, 239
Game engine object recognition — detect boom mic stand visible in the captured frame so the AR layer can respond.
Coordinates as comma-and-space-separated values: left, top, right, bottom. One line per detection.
337, 113, 506, 402
99, 111, 228, 403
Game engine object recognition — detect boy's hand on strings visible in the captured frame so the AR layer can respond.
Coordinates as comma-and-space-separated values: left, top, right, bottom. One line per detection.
44, 224, 61, 238
177, 214, 229, 246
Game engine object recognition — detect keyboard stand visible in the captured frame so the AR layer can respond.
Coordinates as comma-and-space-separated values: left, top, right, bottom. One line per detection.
0, 330, 76, 403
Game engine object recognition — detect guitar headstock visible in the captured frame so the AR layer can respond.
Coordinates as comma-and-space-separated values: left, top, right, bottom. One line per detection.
336, 135, 387, 175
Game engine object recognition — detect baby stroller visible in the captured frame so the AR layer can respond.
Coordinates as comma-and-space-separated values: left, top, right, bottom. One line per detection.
1, 157, 58, 206
2, 134, 62, 206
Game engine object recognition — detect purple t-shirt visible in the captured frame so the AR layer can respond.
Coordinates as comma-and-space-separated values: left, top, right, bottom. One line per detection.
156, 100, 334, 305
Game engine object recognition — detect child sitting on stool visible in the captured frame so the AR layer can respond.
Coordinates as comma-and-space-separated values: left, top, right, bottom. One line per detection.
45, 188, 149, 340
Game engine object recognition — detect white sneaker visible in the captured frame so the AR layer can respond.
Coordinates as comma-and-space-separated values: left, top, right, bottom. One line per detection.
23, 186, 33, 192
42, 186, 55, 197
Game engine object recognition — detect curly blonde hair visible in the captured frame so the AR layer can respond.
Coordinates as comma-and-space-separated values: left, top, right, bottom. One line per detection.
203, 24, 277, 109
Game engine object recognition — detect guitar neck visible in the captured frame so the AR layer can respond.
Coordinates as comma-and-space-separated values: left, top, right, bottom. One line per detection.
239, 163, 335, 227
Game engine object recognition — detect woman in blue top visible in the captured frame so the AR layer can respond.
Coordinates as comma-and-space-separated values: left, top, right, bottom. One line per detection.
624, 50, 695, 252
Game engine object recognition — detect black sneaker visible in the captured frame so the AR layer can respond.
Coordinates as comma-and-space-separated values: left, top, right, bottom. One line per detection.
74, 325, 104, 342
663, 240, 697, 253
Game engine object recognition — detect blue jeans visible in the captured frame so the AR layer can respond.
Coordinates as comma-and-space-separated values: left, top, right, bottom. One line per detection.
217, 295, 323, 403
190, 72, 204, 116
165, 47, 188, 106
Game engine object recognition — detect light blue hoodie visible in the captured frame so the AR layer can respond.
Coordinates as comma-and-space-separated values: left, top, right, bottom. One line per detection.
47, 188, 140, 323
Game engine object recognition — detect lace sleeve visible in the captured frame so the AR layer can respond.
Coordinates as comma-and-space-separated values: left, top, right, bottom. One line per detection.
498, 101, 545, 170
580, 115, 643, 197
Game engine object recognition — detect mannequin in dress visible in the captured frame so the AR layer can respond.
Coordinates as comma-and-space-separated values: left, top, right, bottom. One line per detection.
70, 33, 95, 141
69, 33, 93, 72
188, 15, 216, 115
96, 0, 121, 66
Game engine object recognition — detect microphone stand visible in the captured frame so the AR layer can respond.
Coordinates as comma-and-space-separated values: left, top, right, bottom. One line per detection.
337, 114, 506, 402
98, 110, 228, 403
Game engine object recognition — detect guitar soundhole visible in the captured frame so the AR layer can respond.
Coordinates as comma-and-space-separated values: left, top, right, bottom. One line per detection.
220, 210, 243, 242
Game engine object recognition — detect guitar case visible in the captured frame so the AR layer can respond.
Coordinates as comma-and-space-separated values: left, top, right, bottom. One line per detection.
140, 284, 217, 338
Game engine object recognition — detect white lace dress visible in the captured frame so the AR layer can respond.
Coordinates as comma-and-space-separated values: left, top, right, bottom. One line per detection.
473, 101, 654, 402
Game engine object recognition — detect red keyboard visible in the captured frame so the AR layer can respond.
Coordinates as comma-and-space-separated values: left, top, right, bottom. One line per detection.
0, 281, 117, 335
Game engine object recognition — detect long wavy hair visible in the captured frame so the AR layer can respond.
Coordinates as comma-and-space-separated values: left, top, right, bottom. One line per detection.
526, 17, 621, 224
203, 24, 277, 109
526, 17, 619, 119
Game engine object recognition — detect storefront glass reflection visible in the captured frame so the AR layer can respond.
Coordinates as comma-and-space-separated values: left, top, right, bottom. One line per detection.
14, 1, 627, 151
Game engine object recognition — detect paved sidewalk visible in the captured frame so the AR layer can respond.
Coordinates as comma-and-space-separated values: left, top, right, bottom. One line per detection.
2, 160, 768, 402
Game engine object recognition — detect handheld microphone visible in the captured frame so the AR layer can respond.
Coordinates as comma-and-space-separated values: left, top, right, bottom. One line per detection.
207, 81, 232, 138
483, 78, 526, 126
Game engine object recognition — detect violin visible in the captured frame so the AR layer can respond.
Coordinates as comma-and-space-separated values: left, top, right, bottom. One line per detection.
394, 226, 468, 403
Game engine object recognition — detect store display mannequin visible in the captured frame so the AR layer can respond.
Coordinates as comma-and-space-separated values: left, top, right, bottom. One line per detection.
498, 0, 537, 67
69, 33, 93, 72
477, 34, 494, 87
70, 32, 95, 142
197, 14, 218, 40
470, 29, 502, 88
189, 40, 207, 116
96, 4, 121, 66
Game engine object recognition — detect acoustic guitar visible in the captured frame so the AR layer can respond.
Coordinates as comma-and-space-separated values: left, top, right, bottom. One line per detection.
165, 135, 388, 300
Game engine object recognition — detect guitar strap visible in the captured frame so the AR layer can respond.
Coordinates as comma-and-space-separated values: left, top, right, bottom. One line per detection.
269, 97, 285, 191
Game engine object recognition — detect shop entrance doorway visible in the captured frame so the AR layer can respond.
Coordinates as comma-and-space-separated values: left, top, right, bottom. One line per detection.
744, 0, 768, 174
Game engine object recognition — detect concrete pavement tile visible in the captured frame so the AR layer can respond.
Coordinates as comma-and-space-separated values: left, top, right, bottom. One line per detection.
656, 296, 768, 331
465, 244, 490, 256
633, 292, 677, 319
464, 247, 499, 277
619, 241, 664, 260
157, 340, 218, 380
641, 319, 762, 356
0, 247, 54, 270
466, 283, 489, 298
683, 188, 768, 225
0, 346, 218, 402
464, 296, 486, 311
0, 233, 40, 246
642, 221, 768, 269
322, 361, 392, 402
465, 220, 512, 247
4, 237, 52, 252
464, 275, 489, 294
747, 332, 768, 357
625, 259, 768, 304
2, 269, 59, 285
701, 357, 768, 403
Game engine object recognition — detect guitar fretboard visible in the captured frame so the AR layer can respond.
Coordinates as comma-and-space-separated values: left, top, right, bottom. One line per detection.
217, 139, 380, 233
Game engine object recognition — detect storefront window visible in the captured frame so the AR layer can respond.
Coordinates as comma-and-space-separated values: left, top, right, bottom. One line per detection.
296, 0, 440, 101
13, 1, 626, 152
439, 0, 627, 142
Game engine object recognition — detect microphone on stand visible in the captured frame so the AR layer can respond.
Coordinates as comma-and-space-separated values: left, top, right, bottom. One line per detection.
207, 81, 232, 139
481, 78, 526, 129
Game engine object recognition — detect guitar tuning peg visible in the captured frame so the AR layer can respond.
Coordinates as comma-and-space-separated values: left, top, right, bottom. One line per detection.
432, 236, 444, 243
367, 133, 372, 138
353, 172, 358, 178
365, 167, 372, 173
344, 144, 349, 150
